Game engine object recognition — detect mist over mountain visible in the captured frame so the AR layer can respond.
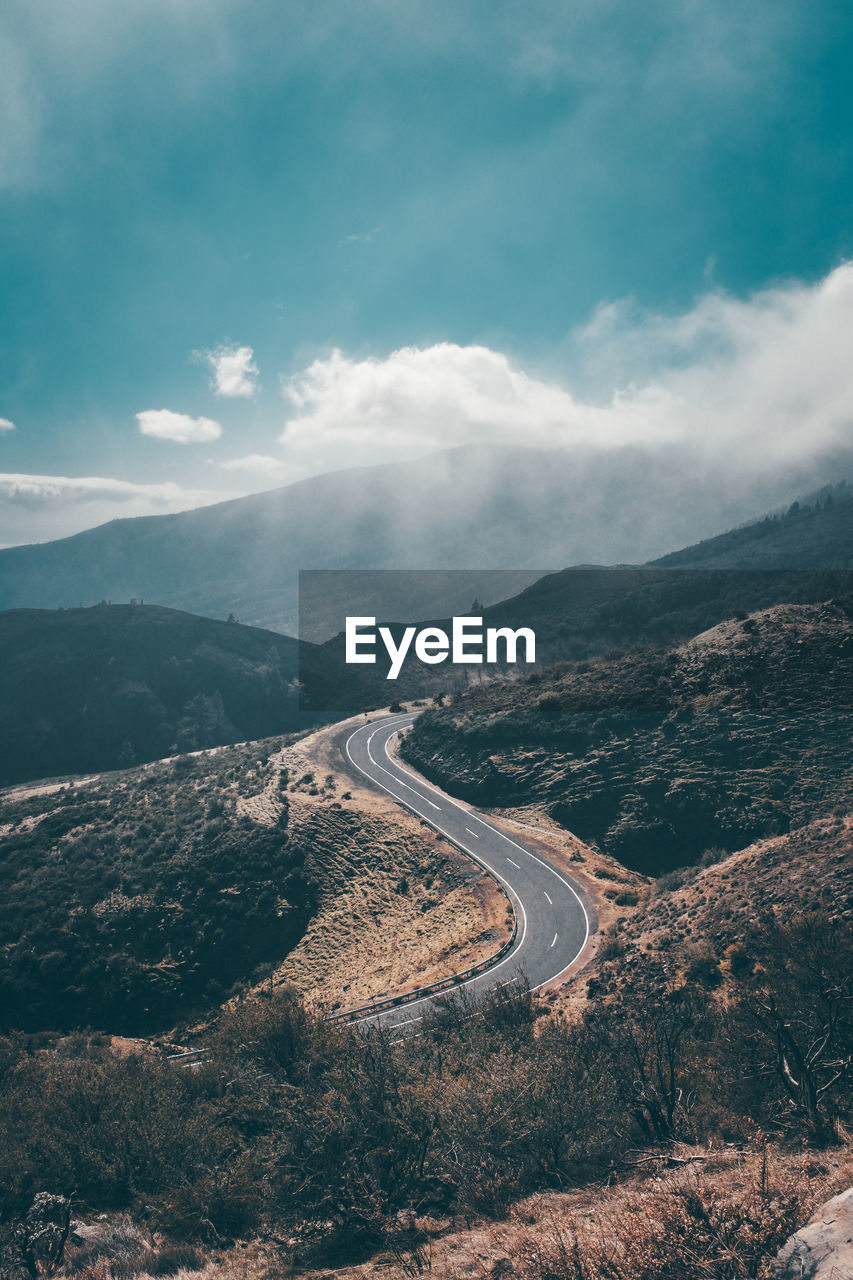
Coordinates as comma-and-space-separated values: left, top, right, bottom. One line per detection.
1, 443, 849, 636
458, 485, 853, 667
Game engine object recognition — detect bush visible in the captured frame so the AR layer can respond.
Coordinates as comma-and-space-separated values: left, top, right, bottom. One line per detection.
503, 1158, 815, 1280
147, 1242, 205, 1275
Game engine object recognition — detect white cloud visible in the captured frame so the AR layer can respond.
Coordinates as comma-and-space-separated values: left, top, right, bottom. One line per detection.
218, 454, 284, 474
0, 473, 209, 507
0, 417, 15, 432
345, 225, 383, 244
200, 343, 259, 398
279, 263, 853, 472
0, 472, 225, 547
136, 409, 222, 443
567, 262, 853, 464
280, 343, 640, 455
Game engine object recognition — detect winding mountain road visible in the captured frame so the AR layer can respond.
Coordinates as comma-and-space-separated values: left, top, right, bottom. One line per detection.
343, 712, 592, 1029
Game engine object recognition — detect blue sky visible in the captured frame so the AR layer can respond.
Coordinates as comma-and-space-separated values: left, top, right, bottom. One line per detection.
2, 1, 853, 543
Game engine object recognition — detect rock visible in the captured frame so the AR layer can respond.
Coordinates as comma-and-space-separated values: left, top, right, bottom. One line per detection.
70, 1223, 106, 1245
774, 1186, 853, 1278
17, 1193, 73, 1276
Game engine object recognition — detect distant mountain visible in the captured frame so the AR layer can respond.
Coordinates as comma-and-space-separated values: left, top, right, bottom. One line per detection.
0, 604, 365, 786
3, 477, 852, 787
0, 443, 847, 636
454, 485, 853, 667
654, 484, 853, 570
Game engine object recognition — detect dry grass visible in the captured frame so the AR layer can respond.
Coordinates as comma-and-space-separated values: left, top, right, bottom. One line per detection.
289, 1145, 853, 1280
258, 720, 512, 1012
39, 1148, 853, 1280
64, 1219, 205, 1280
596, 812, 853, 1002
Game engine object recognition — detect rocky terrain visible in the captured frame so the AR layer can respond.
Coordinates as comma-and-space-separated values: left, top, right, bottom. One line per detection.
590, 812, 853, 1002
403, 597, 853, 874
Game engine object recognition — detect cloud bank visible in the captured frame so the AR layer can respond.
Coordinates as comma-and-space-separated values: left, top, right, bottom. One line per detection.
137, 409, 222, 443
201, 344, 259, 398
5, 262, 853, 548
279, 263, 853, 472
0, 418, 14, 432
0, 473, 221, 547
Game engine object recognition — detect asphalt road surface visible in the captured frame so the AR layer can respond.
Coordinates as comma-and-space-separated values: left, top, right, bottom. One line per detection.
343, 711, 591, 1030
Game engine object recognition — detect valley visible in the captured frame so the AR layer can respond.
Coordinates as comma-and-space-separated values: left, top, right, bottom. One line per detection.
7, 7, 853, 1275
1, 484, 851, 1280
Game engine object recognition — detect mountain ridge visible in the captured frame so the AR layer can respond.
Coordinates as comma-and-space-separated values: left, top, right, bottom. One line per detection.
2, 442, 848, 634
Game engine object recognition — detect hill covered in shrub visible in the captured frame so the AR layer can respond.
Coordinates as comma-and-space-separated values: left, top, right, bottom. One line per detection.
0, 743, 315, 1032
0, 603, 371, 786
402, 598, 853, 874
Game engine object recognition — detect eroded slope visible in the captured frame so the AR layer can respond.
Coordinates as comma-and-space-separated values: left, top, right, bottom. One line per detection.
403, 598, 853, 874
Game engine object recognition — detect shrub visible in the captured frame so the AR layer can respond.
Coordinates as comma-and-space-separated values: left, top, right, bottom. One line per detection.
146, 1242, 205, 1275
503, 1158, 815, 1280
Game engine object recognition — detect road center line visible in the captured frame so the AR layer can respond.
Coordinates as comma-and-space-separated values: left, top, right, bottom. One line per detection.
550, 932, 558, 948
365, 732, 441, 809
465, 827, 479, 837
543, 891, 552, 904
343, 718, 531, 1019
507, 857, 521, 869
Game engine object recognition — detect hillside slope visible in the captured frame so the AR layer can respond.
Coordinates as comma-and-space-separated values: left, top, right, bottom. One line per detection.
591, 813, 853, 1004
0, 443, 845, 634
402, 598, 853, 874
655, 484, 853, 569
0, 723, 510, 1036
460, 487, 853, 667
0, 603, 362, 785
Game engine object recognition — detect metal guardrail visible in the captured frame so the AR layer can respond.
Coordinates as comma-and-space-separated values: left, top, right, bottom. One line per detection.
325, 911, 519, 1023
323, 723, 522, 1025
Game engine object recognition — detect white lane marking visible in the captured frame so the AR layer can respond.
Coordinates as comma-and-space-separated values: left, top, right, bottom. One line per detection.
543, 891, 552, 904
465, 827, 479, 837
344, 718, 529, 1024
386, 730, 593, 985
550, 932, 558, 948
390, 1014, 423, 1028
363, 714, 592, 997
507, 857, 521, 869
364, 730, 441, 809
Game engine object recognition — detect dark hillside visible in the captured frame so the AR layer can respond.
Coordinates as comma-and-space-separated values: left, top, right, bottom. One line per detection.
0, 744, 315, 1033
655, 483, 853, 569
402, 598, 853, 875
467, 486, 853, 665
0, 604, 360, 786
476, 565, 853, 666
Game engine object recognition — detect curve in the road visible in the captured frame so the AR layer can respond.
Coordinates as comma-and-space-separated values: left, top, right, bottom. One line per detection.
341, 712, 593, 1030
